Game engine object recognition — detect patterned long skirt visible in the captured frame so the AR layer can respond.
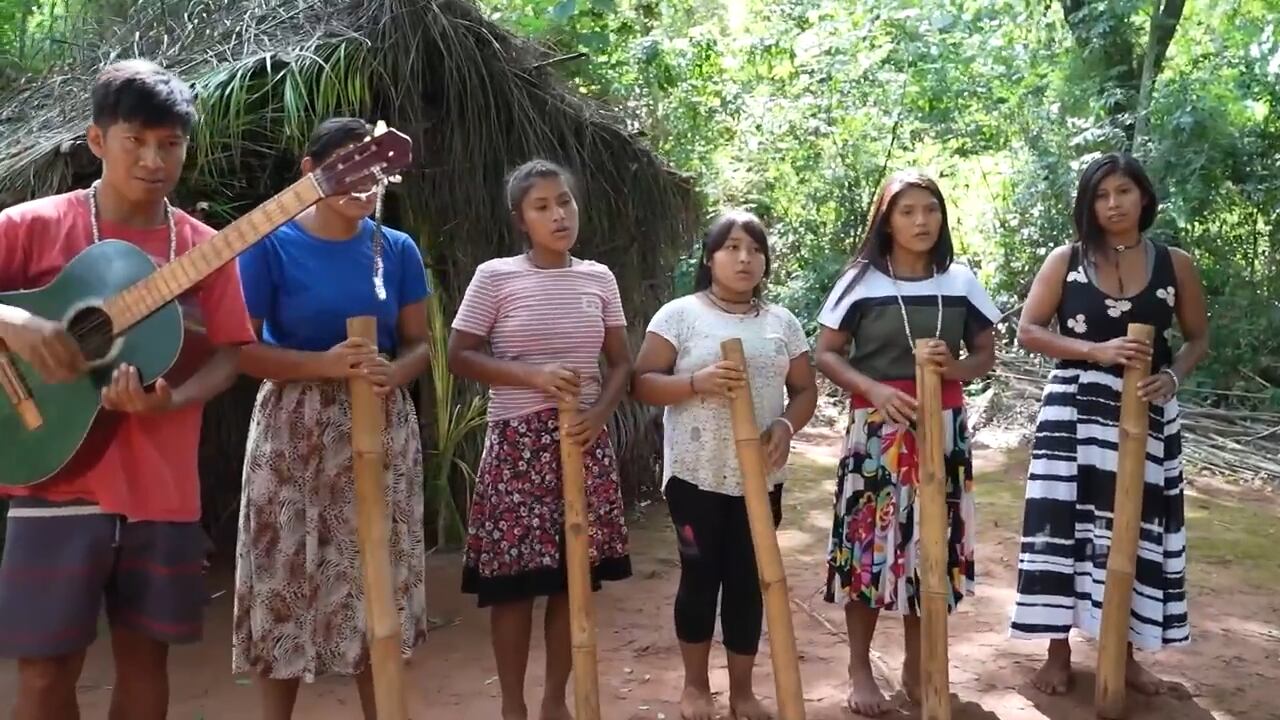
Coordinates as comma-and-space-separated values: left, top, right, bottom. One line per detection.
1010, 367, 1189, 650
232, 381, 427, 681
824, 406, 976, 614
462, 408, 631, 607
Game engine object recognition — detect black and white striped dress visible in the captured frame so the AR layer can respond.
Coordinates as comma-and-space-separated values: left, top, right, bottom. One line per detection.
1010, 241, 1189, 651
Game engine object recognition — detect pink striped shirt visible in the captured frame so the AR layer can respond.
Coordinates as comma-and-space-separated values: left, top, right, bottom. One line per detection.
452, 254, 626, 422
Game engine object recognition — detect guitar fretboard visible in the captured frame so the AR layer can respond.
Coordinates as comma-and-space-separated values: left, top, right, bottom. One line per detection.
104, 177, 323, 332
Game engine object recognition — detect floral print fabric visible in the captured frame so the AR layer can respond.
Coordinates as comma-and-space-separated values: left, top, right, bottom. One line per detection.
824, 406, 976, 614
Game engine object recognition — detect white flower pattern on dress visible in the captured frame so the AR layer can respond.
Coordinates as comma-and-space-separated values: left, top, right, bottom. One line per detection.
1156, 286, 1176, 307
1066, 314, 1088, 334
1066, 266, 1088, 284
1105, 298, 1132, 318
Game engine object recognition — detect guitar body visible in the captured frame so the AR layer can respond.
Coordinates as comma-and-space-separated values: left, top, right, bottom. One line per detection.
0, 240, 182, 488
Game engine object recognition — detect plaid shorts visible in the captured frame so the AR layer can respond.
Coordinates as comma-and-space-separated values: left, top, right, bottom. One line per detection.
0, 498, 209, 659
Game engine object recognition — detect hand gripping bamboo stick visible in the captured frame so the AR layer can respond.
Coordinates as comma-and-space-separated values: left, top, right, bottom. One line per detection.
914, 339, 951, 720
558, 397, 601, 720
346, 316, 408, 720
1095, 322, 1156, 719
721, 338, 805, 719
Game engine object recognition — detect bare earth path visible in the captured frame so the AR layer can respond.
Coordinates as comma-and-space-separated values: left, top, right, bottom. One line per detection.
3, 427, 1278, 719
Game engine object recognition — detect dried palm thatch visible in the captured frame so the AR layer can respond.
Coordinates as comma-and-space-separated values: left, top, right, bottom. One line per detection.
0, 0, 696, 545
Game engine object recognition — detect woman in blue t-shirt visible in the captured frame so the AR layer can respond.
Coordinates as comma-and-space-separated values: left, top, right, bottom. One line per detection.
231, 117, 431, 719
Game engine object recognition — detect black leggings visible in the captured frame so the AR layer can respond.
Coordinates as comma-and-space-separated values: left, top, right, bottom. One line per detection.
664, 476, 783, 656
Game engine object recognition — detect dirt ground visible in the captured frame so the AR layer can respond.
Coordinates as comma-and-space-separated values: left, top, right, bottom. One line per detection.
2, 426, 1278, 720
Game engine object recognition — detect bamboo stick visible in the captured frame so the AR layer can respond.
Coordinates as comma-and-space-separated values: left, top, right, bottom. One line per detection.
346, 316, 408, 720
721, 338, 805, 720
1095, 323, 1156, 719
0, 343, 42, 430
558, 398, 601, 720
914, 340, 951, 720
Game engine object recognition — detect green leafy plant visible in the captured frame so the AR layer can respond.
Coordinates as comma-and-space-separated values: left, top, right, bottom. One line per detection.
421, 272, 488, 549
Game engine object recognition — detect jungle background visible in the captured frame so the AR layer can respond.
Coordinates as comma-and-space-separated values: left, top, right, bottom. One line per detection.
0, 2, 1278, 718
0, 0, 1277, 541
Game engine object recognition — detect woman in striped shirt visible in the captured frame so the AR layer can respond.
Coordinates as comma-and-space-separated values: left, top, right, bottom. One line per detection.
447, 159, 633, 720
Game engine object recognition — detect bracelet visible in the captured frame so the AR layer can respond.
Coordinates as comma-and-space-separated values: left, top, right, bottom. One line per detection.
774, 416, 795, 436
1161, 367, 1181, 393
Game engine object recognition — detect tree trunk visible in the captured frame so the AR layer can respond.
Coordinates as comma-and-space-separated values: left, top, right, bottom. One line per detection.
1059, 0, 1185, 146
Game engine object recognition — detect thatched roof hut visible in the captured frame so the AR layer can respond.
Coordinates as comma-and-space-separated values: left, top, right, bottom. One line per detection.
0, 0, 697, 545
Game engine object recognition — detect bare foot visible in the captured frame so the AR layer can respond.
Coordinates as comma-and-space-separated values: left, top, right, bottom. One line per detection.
847, 661, 891, 717
1030, 648, 1072, 695
538, 698, 573, 720
501, 701, 528, 720
680, 685, 716, 720
729, 691, 773, 720
1126, 656, 1168, 696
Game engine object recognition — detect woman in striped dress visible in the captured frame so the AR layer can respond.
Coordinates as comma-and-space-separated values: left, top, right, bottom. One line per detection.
1010, 152, 1209, 695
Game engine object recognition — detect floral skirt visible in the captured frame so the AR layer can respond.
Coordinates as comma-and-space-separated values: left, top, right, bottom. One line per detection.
232, 381, 427, 681
462, 408, 631, 607
823, 406, 976, 614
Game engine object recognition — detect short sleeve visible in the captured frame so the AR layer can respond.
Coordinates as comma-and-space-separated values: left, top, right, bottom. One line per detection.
645, 298, 687, 349
960, 265, 1002, 342
0, 209, 28, 291
236, 238, 277, 321
451, 262, 498, 336
779, 308, 809, 359
201, 258, 256, 346
602, 270, 626, 328
394, 232, 430, 306
817, 267, 860, 333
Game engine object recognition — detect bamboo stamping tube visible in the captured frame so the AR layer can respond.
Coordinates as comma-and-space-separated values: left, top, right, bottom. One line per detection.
558, 398, 601, 720
914, 340, 951, 720
1095, 323, 1156, 719
721, 338, 806, 719
0, 346, 42, 430
346, 316, 408, 720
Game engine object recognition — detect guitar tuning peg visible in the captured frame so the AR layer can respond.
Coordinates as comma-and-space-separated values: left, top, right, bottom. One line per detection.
387, 174, 402, 184
373, 120, 388, 137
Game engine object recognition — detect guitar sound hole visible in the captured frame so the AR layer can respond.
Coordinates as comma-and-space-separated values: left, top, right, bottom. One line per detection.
66, 306, 116, 363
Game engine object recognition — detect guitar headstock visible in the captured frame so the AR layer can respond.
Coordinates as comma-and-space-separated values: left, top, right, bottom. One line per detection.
311, 125, 413, 197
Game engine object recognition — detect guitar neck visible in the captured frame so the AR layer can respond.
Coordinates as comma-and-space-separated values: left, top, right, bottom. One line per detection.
103, 175, 324, 333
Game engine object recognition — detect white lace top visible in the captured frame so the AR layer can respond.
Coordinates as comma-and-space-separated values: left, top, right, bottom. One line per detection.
646, 294, 810, 496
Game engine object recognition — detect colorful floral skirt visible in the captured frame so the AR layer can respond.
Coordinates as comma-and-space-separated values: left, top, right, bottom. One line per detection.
232, 381, 427, 681
823, 406, 976, 614
462, 408, 631, 607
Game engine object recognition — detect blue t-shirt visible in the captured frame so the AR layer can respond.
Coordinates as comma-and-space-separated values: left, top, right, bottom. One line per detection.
238, 218, 430, 354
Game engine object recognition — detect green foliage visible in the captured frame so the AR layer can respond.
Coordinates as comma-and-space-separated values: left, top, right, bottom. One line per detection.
481, 0, 1280, 407
422, 270, 488, 549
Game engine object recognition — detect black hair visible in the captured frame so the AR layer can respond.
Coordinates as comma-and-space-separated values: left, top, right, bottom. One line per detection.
505, 159, 577, 215
1072, 152, 1158, 251
91, 59, 196, 133
305, 117, 374, 165
833, 170, 955, 304
694, 210, 772, 299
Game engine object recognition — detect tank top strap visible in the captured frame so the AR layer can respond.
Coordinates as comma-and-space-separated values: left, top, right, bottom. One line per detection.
1149, 240, 1175, 287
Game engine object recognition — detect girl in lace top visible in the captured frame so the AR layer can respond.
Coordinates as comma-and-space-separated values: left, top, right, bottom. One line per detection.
632, 211, 816, 720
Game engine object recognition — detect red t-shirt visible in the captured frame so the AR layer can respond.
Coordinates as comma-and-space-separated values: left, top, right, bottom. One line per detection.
0, 190, 255, 522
